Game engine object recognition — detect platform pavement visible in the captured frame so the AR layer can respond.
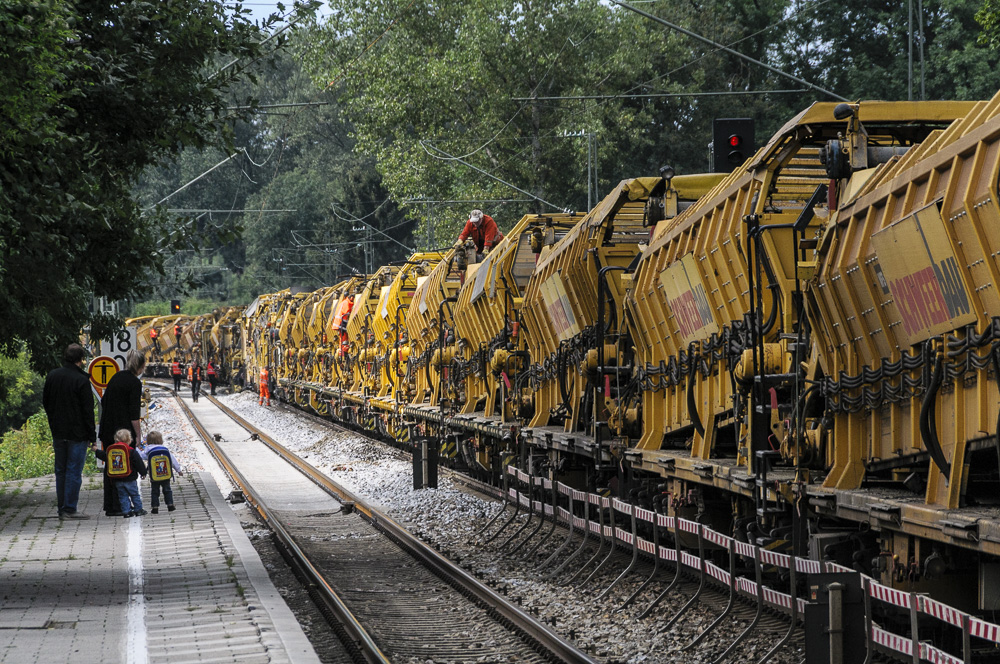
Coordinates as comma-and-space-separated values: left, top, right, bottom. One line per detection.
0, 472, 320, 664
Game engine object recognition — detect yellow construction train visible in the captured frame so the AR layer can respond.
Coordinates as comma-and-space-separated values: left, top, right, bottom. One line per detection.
135, 92, 1000, 624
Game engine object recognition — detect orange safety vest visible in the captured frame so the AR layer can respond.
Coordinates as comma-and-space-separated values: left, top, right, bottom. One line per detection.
206, 363, 216, 377
188, 366, 201, 381
260, 368, 269, 386
171, 362, 181, 376
333, 298, 354, 331
150, 328, 158, 339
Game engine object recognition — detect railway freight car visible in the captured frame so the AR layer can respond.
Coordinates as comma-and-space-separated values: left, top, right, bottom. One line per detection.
140, 93, 1000, 642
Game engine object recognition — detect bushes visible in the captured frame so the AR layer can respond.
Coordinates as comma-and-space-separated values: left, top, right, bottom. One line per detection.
0, 412, 99, 481
0, 342, 44, 434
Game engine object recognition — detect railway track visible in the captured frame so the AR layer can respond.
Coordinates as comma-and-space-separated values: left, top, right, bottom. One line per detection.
160, 384, 596, 664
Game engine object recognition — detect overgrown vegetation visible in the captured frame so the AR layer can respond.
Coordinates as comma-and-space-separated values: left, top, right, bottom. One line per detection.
0, 413, 99, 482
0, 343, 44, 434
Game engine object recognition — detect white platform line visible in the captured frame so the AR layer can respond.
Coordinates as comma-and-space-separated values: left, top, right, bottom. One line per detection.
126, 516, 147, 664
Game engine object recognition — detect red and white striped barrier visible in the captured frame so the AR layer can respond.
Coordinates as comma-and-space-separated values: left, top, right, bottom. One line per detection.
532, 500, 543, 511
921, 642, 964, 664
518, 494, 530, 507
680, 550, 702, 571
869, 580, 913, 609
612, 498, 633, 515
616, 527, 634, 546
706, 561, 731, 585
871, 625, 913, 657
588, 520, 601, 535
734, 540, 755, 558
703, 528, 731, 549
969, 615, 1000, 644
635, 507, 655, 523
637, 537, 656, 555
572, 515, 587, 529
795, 558, 822, 574
657, 514, 675, 529
658, 545, 678, 562
763, 586, 793, 610
603, 525, 614, 538
760, 548, 791, 569
544, 503, 554, 516
919, 595, 966, 630
678, 518, 699, 534
589, 493, 602, 506
572, 489, 586, 502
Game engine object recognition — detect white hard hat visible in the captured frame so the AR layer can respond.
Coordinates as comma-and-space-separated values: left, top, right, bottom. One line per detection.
470, 209, 483, 223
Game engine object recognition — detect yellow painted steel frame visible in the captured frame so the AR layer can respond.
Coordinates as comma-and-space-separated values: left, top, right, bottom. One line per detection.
521, 178, 656, 436
452, 213, 586, 423
811, 94, 1000, 508
404, 251, 464, 408
369, 253, 443, 399
346, 267, 401, 394
628, 139, 827, 471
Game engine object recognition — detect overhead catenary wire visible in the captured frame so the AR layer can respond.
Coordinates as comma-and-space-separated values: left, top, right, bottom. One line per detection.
608, 0, 846, 101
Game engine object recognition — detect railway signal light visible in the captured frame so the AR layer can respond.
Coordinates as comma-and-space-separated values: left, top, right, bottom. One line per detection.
712, 118, 755, 173
171, 299, 181, 314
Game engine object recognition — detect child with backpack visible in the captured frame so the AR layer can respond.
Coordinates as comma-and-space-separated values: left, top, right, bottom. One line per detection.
93, 429, 147, 517
140, 431, 183, 514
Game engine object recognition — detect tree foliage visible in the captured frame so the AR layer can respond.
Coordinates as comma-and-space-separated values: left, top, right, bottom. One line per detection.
134, 42, 411, 299
0, 343, 44, 434
0, 0, 286, 371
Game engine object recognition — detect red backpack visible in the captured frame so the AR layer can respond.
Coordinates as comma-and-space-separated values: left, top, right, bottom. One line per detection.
106, 442, 132, 478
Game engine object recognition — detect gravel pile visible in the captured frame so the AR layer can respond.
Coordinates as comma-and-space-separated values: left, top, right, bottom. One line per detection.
202, 391, 805, 664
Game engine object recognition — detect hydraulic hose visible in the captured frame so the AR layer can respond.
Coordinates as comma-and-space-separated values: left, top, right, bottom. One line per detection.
918, 354, 951, 477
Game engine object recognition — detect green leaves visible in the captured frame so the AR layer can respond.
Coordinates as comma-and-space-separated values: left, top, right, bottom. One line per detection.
0, 0, 280, 371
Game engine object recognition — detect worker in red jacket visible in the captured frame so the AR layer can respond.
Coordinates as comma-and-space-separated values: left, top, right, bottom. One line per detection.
454, 209, 503, 255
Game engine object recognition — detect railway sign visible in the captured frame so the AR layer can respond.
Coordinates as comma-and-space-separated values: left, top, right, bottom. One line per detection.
99, 326, 137, 369
88, 355, 120, 398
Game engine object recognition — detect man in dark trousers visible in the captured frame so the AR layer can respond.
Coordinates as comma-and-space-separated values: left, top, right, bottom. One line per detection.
42, 343, 96, 519
98, 349, 145, 517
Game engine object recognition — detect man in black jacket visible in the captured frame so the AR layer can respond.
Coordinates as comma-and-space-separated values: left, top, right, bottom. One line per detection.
42, 343, 96, 519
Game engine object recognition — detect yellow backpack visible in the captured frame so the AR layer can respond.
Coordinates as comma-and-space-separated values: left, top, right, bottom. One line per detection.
106, 443, 132, 478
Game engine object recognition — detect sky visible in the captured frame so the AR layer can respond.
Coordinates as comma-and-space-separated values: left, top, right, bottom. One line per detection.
240, 1, 329, 26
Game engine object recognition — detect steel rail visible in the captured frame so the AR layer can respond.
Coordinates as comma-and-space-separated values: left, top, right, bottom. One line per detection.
170, 389, 389, 664
203, 393, 598, 664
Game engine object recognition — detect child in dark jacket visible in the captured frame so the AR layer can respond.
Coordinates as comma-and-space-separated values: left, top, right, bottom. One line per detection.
140, 431, 183, 514
93, 429, 147, 517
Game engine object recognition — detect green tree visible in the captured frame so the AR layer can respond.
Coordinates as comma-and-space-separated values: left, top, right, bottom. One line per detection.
0, 343, 44, 434
775, 0, 1000, 101
301, 0, 687, 244
0, 0, 296, 371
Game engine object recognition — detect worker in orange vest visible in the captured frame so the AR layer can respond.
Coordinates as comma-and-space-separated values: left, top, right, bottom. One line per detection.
259, 367, 271, 406
171, 360, 182, 392
173, 323, 182, 343
187, 362, 202, 403
333, 295, 354, 349
206, 361, 217, 396
149, 327, 160, 354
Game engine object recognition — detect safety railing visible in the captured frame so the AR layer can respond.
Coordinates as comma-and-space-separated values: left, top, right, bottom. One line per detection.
471, 465, 1000, 664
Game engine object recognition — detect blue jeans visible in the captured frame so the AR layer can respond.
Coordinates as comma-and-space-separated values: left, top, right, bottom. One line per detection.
53, 440, 89, 514
150, 480, 173, 508
116, 480, 143, 513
